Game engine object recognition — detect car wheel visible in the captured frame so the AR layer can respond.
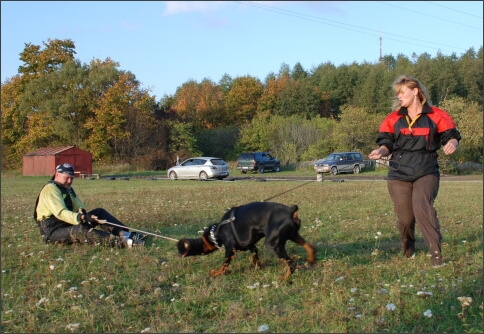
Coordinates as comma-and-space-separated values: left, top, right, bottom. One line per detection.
258, 165, 264, 174
199, 171, 208, 180
241, 170, 247, 174
353, 165, 361, 174
274, 164, 281, 172
330, 166, 338, 175
169, 171, 177, 180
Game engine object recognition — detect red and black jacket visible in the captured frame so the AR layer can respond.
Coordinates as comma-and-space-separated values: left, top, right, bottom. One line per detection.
376, 103, 461, 181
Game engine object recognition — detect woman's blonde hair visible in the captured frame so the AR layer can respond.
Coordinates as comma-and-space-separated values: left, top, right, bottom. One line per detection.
391, 75, 431, 110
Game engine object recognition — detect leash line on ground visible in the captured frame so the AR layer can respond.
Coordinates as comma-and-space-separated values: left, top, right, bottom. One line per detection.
98, 220, 179, 242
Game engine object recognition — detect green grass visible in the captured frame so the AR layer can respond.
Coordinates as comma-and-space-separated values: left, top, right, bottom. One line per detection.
1, 173, 482, 333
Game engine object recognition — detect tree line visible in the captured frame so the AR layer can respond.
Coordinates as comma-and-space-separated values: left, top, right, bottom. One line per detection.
1, 38, 482, 171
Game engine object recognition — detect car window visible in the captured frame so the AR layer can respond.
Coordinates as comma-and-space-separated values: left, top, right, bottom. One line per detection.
210, 159, 226, 166
182, 159, 194, 166
239, 154, 253, 160
194, 159, 206, 165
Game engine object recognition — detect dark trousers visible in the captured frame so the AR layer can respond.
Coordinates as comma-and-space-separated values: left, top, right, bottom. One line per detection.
38, 208, 129, 246
387, 174, 443, 265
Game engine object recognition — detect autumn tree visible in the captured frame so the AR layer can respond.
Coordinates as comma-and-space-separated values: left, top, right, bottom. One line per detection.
2, 39, 80, 169
224, 75, 263, 124
257, 72, 290, 117
18, 38, 76, 77
196, 79, 226, 128
1, 76, 27, 169
85, 72, 156, 163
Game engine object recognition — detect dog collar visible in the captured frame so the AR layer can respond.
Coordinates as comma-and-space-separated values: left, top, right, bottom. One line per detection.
209, 224, 222, 250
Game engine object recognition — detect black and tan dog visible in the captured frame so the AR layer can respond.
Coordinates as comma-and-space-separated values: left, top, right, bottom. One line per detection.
177, 201, 316, 279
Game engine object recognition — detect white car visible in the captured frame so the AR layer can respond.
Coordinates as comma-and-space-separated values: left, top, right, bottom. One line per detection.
167, 157, 230, 180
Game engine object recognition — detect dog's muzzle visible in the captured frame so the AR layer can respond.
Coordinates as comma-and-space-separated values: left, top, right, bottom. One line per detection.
177, 238, 205, 257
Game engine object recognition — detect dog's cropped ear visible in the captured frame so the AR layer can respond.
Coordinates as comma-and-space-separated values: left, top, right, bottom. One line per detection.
177, 236, 218, 257
177, 238, 205, 257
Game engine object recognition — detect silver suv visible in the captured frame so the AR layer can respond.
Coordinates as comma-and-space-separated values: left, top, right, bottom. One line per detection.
314, 152, 365, 175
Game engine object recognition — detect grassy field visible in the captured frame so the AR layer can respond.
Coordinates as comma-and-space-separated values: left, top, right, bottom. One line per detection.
1, 171, 482, 333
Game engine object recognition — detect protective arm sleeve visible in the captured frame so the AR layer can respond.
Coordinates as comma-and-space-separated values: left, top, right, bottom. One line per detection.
441, 128, 461, 145
36, 183, 82, 225
375, 132, 394, 155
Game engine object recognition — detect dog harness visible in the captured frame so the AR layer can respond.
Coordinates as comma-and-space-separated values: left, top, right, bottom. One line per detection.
209, 225, 222, 249
209, 210, 239, 249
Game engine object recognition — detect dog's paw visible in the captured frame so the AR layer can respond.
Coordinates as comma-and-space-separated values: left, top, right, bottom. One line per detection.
209, 268, 228, 277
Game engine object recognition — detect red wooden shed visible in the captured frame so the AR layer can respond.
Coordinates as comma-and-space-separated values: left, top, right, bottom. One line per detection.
23, 146, 93, 176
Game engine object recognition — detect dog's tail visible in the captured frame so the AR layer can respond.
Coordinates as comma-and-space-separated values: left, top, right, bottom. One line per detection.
291, 205, 300, 226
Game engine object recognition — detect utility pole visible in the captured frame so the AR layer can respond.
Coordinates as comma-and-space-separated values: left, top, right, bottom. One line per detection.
379, 29, 383, 62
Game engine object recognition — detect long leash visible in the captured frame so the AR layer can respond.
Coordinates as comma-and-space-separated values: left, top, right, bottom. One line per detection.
262, 179, 314, 202
97, 219, 179, 242
96, 179, 315, 243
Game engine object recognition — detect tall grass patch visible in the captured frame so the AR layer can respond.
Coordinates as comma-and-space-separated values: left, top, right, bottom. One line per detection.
1, 175, 482, 332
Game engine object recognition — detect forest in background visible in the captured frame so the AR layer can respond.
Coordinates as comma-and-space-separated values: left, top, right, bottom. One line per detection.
1, 38, 482, 171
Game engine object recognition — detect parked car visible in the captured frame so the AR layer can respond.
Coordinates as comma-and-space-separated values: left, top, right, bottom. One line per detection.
314, 152, 365, 175
236, 152, 281, 174
167, 157, 229, 180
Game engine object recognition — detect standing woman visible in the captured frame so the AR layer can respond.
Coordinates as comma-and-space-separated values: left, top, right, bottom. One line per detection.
368, 75, 461, 267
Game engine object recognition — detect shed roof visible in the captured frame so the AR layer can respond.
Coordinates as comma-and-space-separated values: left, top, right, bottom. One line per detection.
24, 146, 78, 156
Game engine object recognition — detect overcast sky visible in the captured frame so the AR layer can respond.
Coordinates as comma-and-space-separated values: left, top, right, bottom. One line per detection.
2, 1, 482, 100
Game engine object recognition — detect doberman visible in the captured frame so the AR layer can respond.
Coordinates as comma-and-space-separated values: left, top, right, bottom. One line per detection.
177, 201, 316, 279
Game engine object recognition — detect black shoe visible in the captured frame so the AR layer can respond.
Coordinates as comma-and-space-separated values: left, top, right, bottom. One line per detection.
402, 241, 415, 258
431, 254, 444, 268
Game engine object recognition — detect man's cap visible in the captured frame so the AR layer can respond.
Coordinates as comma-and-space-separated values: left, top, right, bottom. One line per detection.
55, 163, 75, 176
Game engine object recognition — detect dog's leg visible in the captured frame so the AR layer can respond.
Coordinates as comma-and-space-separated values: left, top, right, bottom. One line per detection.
270, 243, 297, 279
279, 258, 295, 280
291, 233, 316, 265
266, 236, 298, 279
210, 248, 235, 277
249, 245, 262, 269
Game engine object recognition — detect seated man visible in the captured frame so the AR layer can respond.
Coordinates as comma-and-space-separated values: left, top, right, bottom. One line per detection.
34, 163, 145, 248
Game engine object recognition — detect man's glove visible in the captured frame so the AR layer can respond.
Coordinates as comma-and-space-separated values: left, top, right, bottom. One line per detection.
82, 213, 99, 228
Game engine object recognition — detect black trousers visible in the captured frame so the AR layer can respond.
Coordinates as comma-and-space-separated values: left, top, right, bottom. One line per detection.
387, 174, 443, 265
37, 208, 129, 246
